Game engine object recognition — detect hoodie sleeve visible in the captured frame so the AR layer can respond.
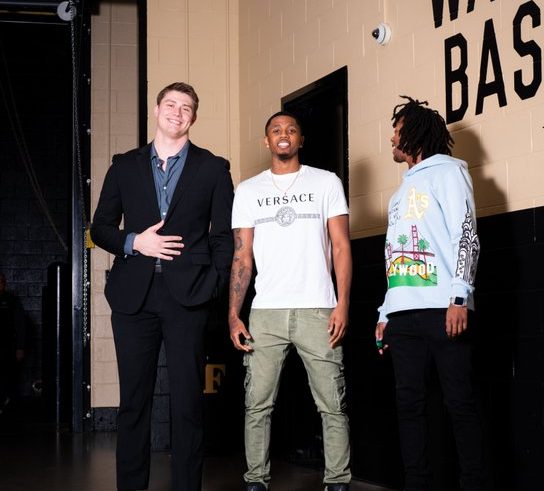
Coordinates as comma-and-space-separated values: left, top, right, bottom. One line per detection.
435, 164, 480, 300
377, 299, 389, 324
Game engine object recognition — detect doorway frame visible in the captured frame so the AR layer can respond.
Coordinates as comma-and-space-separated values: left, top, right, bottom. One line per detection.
281, 66, 349, 197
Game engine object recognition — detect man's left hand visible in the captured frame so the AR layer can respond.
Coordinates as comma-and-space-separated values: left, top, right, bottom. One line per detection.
15, 349, 24, 362
445, 305, 468, 338
328, 303, 349, 348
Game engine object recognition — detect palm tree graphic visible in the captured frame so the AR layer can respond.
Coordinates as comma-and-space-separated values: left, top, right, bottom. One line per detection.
398, 234, 408, 263
418, 238, 430, 269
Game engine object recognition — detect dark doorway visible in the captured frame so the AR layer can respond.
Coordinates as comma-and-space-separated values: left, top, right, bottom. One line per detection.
270, 67, 349, 470
282, 66, 349, 196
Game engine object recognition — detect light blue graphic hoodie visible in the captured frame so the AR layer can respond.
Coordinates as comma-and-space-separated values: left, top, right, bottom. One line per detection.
378, 154, 480, 323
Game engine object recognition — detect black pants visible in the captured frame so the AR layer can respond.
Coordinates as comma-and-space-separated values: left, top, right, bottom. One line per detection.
112, 272, 209, 491
384, 309, 484, 491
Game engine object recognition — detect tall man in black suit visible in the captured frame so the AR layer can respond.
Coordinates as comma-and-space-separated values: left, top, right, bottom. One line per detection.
91, 82, 234, 491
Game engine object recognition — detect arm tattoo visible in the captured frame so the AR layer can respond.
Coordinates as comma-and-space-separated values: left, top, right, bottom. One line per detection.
234, 228, 243, 251
229, 229, 253, 318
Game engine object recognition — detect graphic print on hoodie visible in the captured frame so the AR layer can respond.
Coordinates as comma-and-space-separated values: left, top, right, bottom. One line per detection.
378, 154, 480, 321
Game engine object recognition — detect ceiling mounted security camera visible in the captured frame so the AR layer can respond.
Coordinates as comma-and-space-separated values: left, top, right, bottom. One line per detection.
371, 23, 391, 46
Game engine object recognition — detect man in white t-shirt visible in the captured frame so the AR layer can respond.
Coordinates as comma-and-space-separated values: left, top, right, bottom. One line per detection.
229, 112, 352, 491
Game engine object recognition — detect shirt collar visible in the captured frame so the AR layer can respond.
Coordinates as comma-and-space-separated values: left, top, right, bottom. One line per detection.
150, 140, 190, 167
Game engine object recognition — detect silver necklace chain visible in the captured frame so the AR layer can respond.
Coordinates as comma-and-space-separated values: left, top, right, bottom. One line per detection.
270, 167, 302, 195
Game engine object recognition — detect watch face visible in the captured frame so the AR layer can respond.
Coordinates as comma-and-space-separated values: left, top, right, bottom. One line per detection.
454, 296, 466, 306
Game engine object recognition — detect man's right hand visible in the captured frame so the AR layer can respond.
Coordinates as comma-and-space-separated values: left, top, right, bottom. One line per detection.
229, 315, 253, 352
375, 321, 389, 356
133, 220, 184, 259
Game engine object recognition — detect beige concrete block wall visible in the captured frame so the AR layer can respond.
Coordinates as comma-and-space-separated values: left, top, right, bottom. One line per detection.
90, 1, 139, 407
238, 0, 544, 238
90, 0, 239, 408
147, 0, 240, 182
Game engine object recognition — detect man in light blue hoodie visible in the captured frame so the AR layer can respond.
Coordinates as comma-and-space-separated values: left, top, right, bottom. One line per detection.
375, 96, 484, 491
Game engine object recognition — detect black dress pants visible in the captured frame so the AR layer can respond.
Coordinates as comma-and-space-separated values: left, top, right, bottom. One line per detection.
384, 309, 484, 491
112, 272, 209, 491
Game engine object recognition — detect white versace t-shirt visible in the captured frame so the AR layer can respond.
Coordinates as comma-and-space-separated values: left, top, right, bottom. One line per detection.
231, 165, 349, 309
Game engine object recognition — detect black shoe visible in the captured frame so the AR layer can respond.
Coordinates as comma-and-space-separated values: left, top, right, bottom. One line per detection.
246, 483, 266, 491
325, 484, 350, 491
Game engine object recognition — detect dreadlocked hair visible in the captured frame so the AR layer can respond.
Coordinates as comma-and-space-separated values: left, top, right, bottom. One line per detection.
392, 95, 454, 160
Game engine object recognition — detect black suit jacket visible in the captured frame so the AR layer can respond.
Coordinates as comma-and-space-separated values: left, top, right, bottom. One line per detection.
91, 142, 234, 314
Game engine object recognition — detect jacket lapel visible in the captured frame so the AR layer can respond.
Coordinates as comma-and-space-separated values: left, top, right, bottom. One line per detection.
164, 141, 200, 222
137, 144, 161, 220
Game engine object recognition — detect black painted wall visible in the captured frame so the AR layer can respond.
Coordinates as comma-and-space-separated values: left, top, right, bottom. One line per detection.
474, 206, 544, 491
346, 206, 544, 491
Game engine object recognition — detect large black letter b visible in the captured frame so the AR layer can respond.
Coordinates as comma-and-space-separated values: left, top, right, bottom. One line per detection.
445, 33, 469, 124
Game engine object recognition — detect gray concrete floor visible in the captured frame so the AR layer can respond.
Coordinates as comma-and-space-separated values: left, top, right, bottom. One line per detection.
0, 399, 395, 491
0, 429, 394, 491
